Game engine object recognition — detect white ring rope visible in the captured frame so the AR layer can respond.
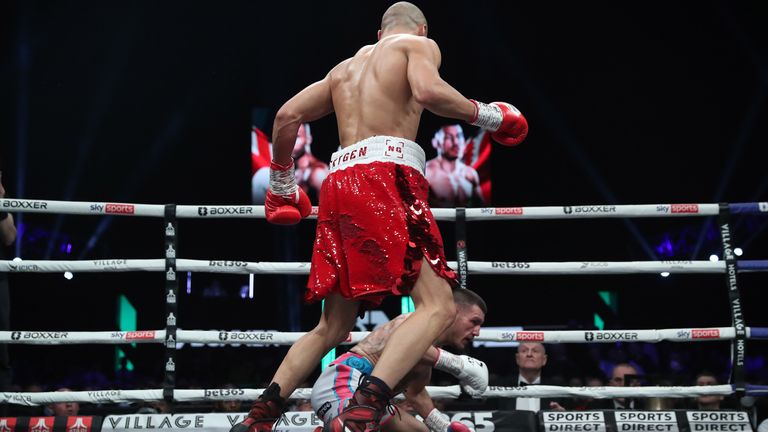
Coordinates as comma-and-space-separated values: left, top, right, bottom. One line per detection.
0, 327, 756, 345
3, 198, 766, 220
2, 259, 766, 275
0, 385, 735, 406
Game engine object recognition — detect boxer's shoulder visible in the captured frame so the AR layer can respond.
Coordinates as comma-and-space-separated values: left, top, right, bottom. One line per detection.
377, 34, 438, 54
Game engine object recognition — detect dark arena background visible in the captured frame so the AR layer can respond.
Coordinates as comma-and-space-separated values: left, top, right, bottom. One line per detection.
1, 1, 767, 431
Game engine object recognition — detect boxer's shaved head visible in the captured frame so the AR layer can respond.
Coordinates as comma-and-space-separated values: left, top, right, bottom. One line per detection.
453, 288, 487, 315
381, 2, 427, 32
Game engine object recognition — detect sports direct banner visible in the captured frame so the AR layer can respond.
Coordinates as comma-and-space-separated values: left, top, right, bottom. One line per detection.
539, 410, 753, 432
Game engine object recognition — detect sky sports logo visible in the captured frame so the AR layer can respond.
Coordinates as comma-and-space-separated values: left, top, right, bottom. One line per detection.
126, 331, 156, 340
495, 207, 524, 215
692, 329, 720, 339
671, 204, 699, 213
105, 203, 135, 214
516, 331, 544, 341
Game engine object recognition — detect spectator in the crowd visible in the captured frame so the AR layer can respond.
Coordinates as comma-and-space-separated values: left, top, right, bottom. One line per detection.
45, 388, 80, 416
137, 400, 171, 414
584, 363, 641, 410
499, 342, 565, 412
212, 384, 244, 413
216, 398, 244, 413
290, 399, 313, 412
605, 363, 641, 409
285, 382, 313, 413
568, 377, 588, 411
694, 372, 724, 410
567, 375, 607, 410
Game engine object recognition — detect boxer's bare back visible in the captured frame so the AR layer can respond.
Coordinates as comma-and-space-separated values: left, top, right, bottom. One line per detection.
330, 35, 433, 148
271, 31, 475, 166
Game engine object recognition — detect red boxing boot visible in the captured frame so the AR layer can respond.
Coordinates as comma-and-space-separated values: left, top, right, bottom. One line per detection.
229, 383, 286, 432
324, 375, 394, 432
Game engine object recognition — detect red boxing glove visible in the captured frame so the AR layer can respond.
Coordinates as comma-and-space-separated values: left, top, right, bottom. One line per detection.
469, 100, 528, 147
265, 159, 311, 225
448, 422, 474, 432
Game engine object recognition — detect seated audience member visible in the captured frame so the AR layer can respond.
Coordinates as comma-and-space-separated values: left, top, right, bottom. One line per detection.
694, 372, 724, 410
213, 383, 245, 413
571, 375, 607, 410
502, 342, 566, 412
136, 400, 171, 414
588, 363, 642, 410
283, 381, 313, 412
45, 388, 80, 416
216, 398, 244, 413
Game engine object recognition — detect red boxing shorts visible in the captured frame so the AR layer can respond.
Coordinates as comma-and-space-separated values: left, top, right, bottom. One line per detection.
305, 136, 458, 311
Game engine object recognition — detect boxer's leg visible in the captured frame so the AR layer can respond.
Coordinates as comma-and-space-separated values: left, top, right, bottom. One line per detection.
271, 292, 360, 398
370, 256, 456, 389
233, 293, 359, 432
326, 259, 455, 432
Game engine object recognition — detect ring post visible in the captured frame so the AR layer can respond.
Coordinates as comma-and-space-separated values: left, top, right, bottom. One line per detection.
163, 204, 179, 409
717, 203, 747, 396
455, 207, 468, 290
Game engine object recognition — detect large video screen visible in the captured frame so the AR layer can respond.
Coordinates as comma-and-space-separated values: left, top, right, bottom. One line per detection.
251, 121, 491, 208
425, 125, 491, 208
251, 123, 328, 206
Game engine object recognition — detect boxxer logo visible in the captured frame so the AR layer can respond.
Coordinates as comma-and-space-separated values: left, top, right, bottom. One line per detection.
585, 332, 595, 341
563, 206, 616, 214
198, 207, 208, 216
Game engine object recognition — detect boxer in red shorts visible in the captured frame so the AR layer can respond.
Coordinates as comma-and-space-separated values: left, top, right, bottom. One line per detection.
305, 136, 458, 311
231, 3, 528, 432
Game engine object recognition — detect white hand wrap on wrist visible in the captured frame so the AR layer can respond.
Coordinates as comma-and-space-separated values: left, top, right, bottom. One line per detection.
269, 159, 298, 197
469, 100, 503, 132
434, 349, 461, 376
424, 408, 450, 432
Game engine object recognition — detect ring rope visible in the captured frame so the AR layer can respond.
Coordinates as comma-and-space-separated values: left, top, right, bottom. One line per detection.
2, 259, 768, 275
2, 327, 767, 345
4, 384, 765, 406
2, 198, 766, 220
3, 197, 766, 412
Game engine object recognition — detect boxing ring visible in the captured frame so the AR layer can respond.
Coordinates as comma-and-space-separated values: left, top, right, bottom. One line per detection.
1, 198, 767, 432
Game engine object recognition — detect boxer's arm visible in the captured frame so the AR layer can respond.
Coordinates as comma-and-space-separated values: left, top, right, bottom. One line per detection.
272, 75, 334, 166
405, 364, 475, 432
402, 365, 435, 418
421, 346, 440, 366
409, 377, 475, 432
406, 39, 476, 122
432, 348, 488, 397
